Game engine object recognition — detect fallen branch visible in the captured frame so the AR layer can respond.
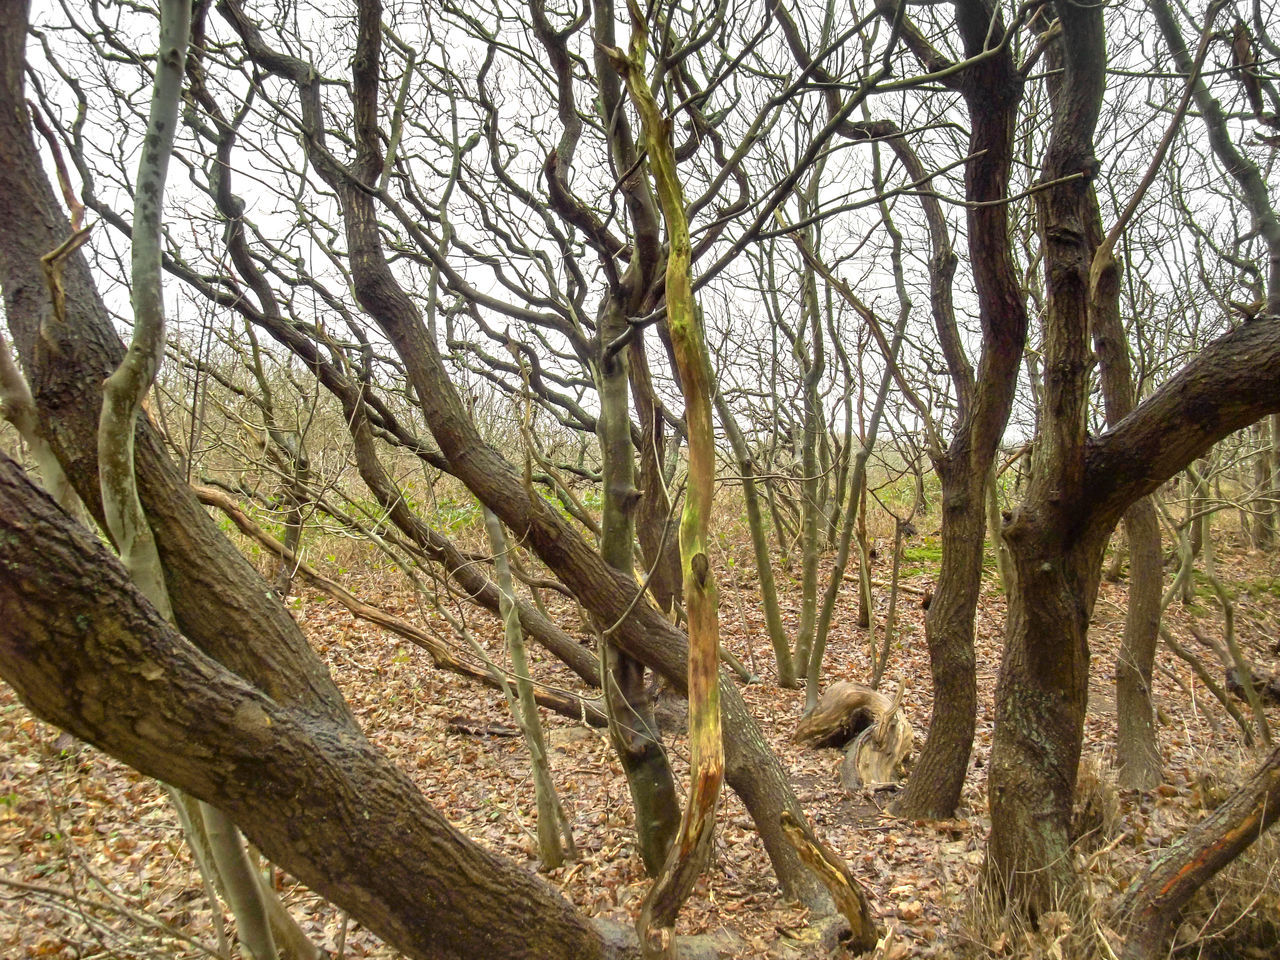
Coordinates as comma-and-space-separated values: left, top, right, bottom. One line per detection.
1117, 742, 1280, 960
1161, 626, 1253, 744
779, 811, 878, 953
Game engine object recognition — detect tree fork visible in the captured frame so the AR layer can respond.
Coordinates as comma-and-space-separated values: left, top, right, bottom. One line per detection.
219, 0, 828, 907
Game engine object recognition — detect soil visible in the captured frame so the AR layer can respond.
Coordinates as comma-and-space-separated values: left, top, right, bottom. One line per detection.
2, 526, 1277, 959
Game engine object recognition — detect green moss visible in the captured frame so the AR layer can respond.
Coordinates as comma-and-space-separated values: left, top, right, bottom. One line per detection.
1241, 575, 1280, 599
902, 539, 942, 566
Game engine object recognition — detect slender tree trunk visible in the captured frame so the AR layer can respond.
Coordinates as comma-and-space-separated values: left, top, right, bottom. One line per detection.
202, 803, 280, 960
484, 507, 573, 869
613, 24, 725, 952
986, 0, 1106, 910
630, 339, 683, 615
985, 464, 1011, 592
597, 296, 679, 876
1259, 414, 1280, 548
272, 435, 309, 600
716, 390, 796, 687
1089, 164, 1164, 791
804, 201, 910, 708
791, 334, 823, 679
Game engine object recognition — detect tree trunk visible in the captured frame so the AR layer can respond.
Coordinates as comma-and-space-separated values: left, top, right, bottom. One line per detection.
630, 338, 683, 615
484, 507, 574, 868
597, 295, 680, 877
614, 22, 726, 951
1258, 414, 1280, 549
988, 524, 1102, 908
1113, 498, 1163, 789
1088, 148, 1164, 790
0, 454, 612, 960
886, 0, 1028, 821
892, 457, 982, 819
716, 389, 796, 687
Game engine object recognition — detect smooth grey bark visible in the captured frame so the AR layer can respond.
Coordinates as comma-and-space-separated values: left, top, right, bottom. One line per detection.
715, 390, 796, 687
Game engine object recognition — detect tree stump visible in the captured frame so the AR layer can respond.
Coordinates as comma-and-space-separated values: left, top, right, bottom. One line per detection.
794, 681, 914, 789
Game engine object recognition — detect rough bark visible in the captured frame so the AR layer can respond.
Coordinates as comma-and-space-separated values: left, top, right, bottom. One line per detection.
987, 0, 1106, 909
1111, 499, 1163, 788
891, 0, 1029, 821
0, 19, 357, 734
0, 455, 611, 960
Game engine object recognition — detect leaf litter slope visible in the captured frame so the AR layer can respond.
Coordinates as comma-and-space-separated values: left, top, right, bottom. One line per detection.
0, 525, 1276, 958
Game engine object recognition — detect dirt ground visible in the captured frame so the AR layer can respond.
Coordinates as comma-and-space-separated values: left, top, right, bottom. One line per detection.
2, 525, 1278, 959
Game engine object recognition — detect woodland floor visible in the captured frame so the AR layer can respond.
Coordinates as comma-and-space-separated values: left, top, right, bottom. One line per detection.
2, 522, 1278, 959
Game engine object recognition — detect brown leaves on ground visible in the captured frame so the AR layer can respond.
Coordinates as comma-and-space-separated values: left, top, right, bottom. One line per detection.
1, 526, 1277, 958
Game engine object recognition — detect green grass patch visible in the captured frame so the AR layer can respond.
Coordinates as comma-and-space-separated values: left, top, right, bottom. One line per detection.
1241, 575, 1280, 599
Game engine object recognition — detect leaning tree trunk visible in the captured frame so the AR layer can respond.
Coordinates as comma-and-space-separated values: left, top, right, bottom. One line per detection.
0, 456, 612, 960
483, 507, 574, 869
1118, 742, 1280, 960
95, 8, 308, 957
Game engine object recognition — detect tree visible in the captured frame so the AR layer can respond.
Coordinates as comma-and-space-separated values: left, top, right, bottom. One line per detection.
986, 0, 1280, 908
8, 0, 1280, 945
1, 0, 857, 943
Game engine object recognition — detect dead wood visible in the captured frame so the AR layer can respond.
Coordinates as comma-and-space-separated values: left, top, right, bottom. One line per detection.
1226, 666, 1280, 706
779, 811, 878, 954
1163, 626, 1256, 744
794, 682, 914, 789
794, 682, 892, 749
841, 682, 913, 789
446, 717, 521, 738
